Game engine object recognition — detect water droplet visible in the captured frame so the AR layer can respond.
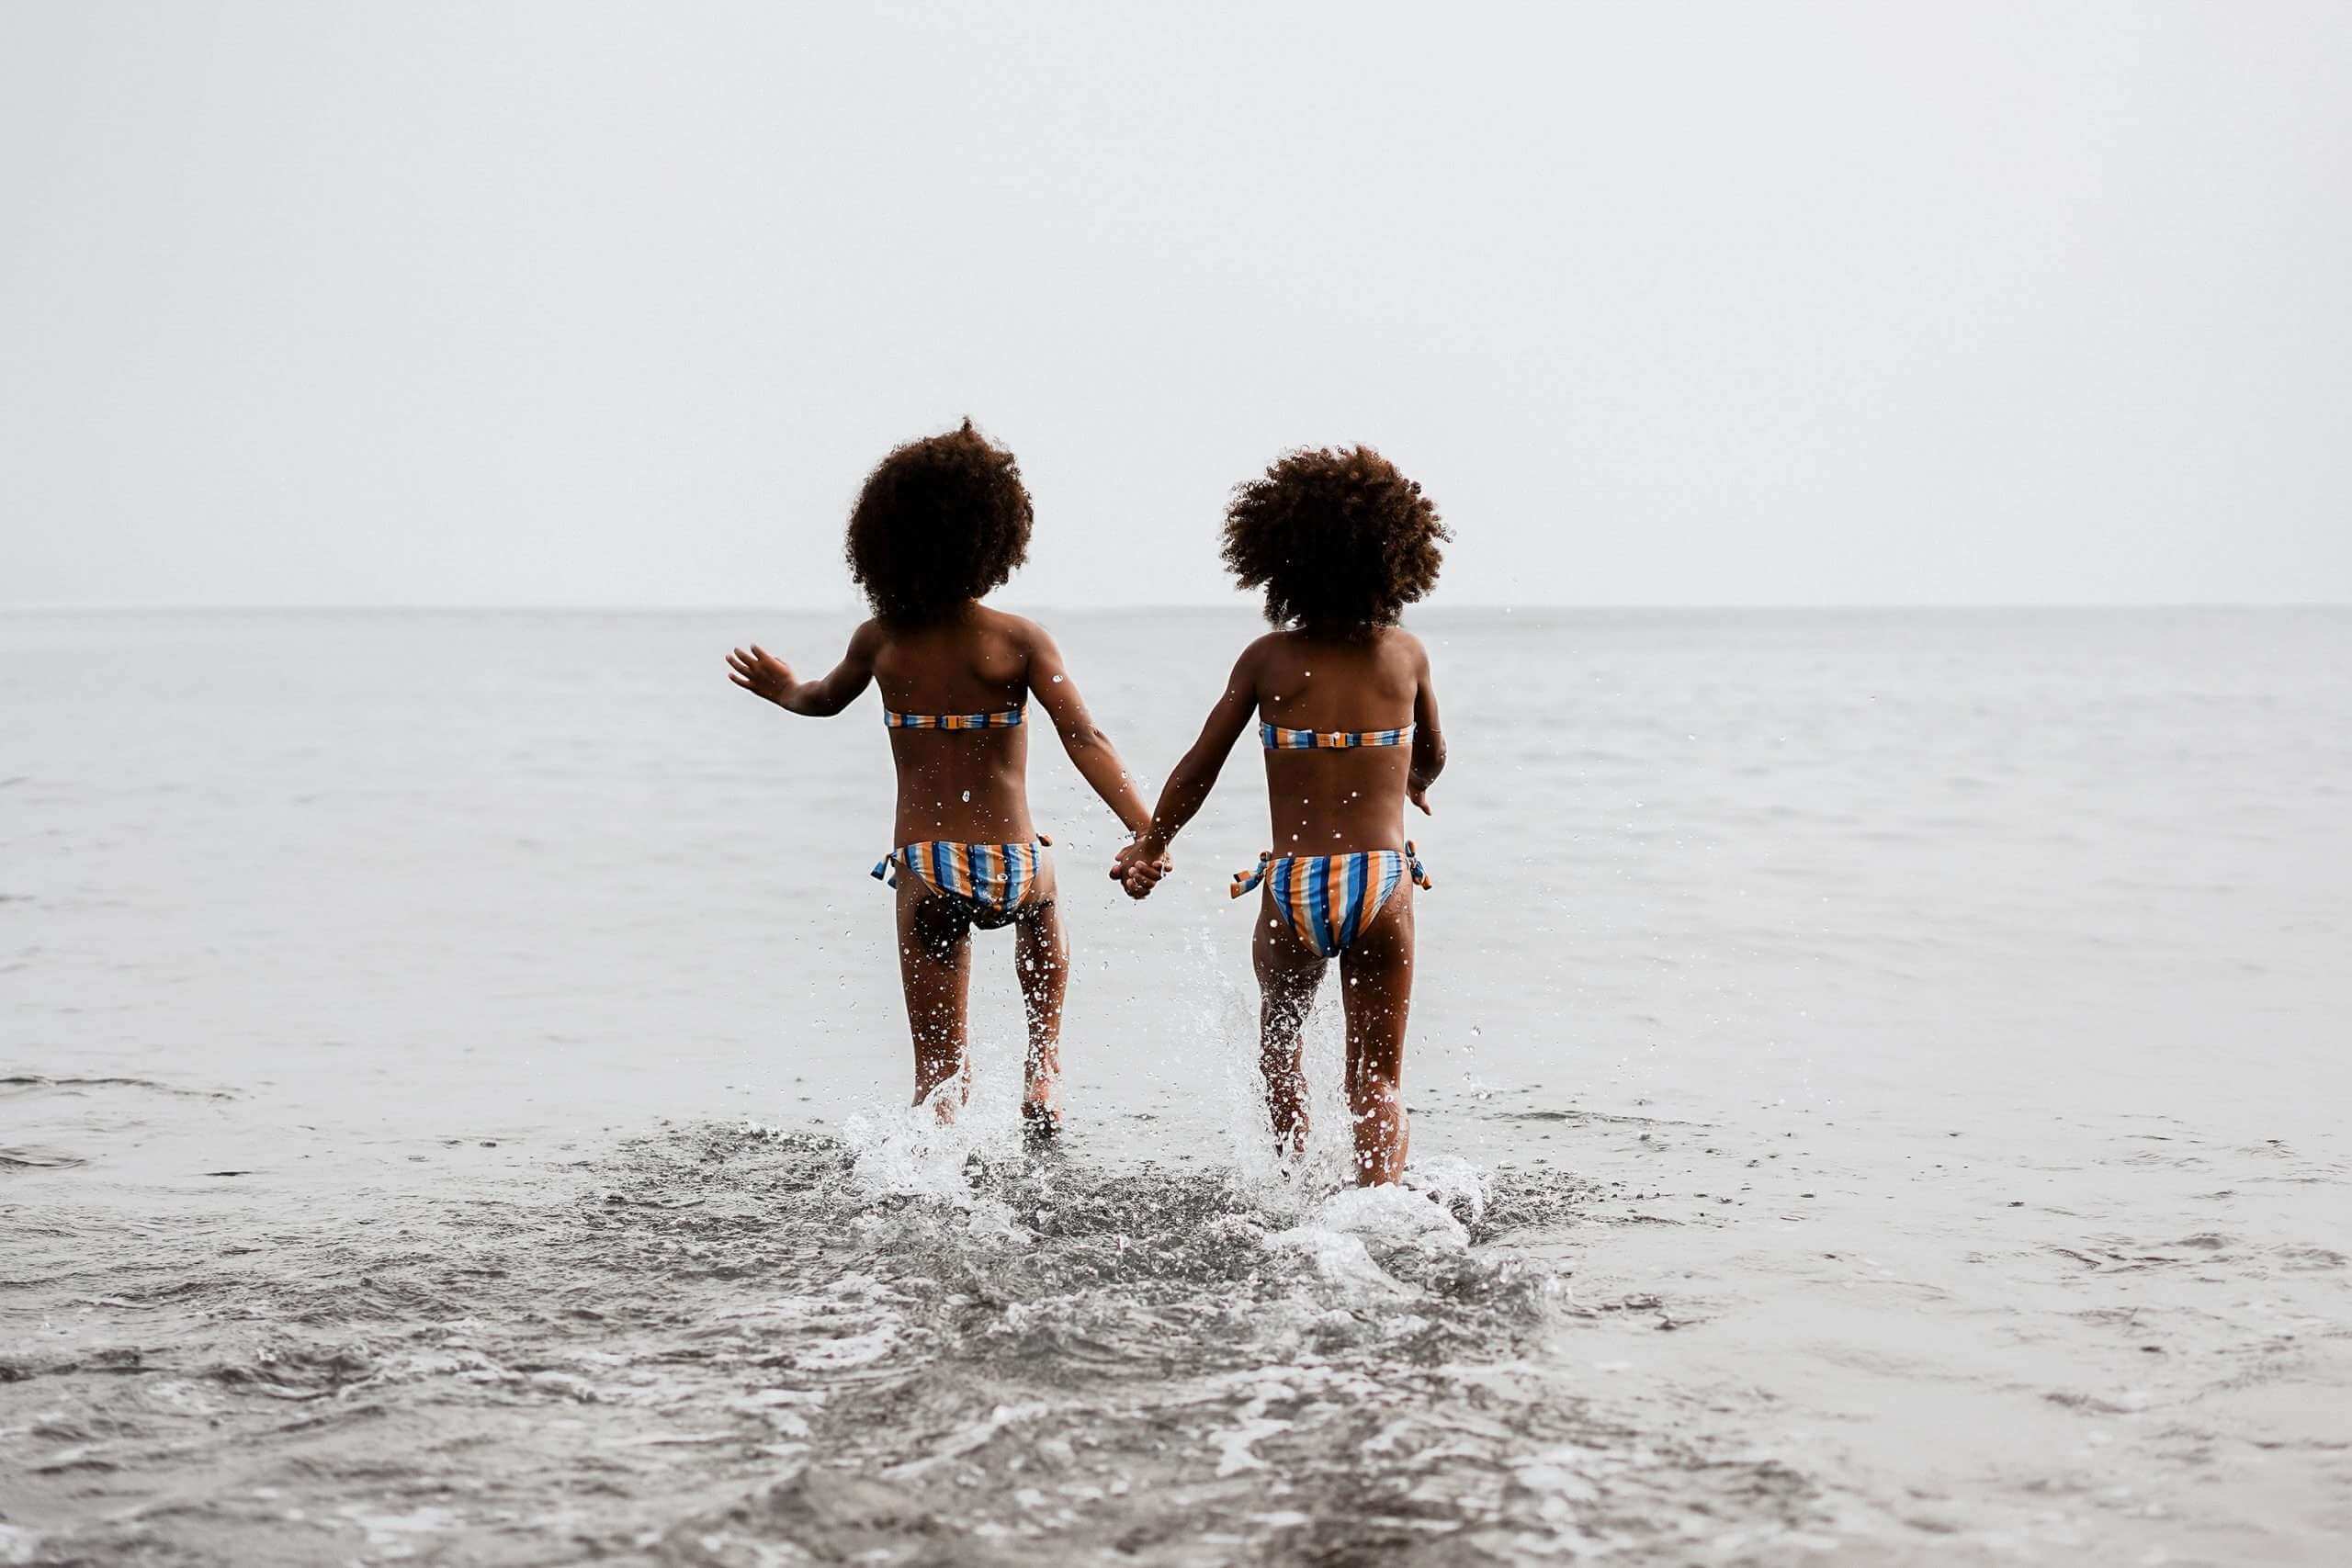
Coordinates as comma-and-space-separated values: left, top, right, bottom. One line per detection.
1051, 674, 1064, 683
961, 790, 971, 802
1471, 1024, 1484, 1038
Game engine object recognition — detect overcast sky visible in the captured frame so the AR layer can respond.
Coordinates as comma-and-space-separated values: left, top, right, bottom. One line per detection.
4, 2, 2347, 608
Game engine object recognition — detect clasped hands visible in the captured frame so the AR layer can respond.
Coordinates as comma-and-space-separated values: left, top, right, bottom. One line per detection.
1107, 838, 1172, 901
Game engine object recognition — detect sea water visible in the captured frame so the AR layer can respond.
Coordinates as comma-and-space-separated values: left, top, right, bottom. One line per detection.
3, 606, 2347, 1563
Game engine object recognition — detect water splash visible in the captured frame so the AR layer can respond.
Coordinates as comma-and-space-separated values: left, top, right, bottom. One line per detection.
0, 1121, 1826, 1562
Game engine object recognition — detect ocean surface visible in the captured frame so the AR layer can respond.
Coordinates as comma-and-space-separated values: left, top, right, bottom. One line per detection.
3, 605, 2347, 1566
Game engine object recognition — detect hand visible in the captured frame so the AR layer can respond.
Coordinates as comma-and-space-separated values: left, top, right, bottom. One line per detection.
1110, 839, 1171, 900
1123, 852, 1170, 899
1408, 780, 1434, 815
727, 645, 797, 707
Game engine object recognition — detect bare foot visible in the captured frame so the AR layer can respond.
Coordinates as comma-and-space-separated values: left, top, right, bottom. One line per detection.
1022, 1099, 1063, 1153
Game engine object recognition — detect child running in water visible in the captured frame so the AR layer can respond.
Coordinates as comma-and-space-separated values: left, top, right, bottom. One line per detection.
1113, 446, 1447, 1184
728, 421, 1159, 1139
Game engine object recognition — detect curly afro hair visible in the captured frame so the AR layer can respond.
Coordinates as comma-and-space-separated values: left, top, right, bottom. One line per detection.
1222, 446, 1447, 636
845, 420, 1034, 626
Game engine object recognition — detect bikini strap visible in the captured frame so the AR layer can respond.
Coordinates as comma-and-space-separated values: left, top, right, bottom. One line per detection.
871, 852, 898, 889
1230, 851, 1274, 898
1260, 721, 1411, 750
1405, 840, 1433, 890
884, 706, 1024, 731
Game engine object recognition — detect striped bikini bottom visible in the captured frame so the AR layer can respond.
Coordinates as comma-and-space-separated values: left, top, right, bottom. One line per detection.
873, 840, 1049, 930
1231, 843, 1432, 958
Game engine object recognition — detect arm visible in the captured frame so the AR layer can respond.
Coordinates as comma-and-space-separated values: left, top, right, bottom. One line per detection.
726, 622, 880, 716
1408, 638, 1445, 814
1023, 623, 1154, 835
1111, 641, 1263, 895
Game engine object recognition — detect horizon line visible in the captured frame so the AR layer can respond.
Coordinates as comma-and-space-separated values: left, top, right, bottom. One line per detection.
3, 600, 2348, 615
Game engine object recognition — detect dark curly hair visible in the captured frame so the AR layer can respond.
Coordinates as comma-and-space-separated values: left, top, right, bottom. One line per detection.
1222, 446, 1447, 636
845, 420, 1034, 626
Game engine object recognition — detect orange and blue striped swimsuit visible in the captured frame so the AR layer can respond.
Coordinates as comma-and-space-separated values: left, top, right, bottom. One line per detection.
1234, 719, 1432, 957
882, 705, 1024, 732
872, 705, 1047, 927
1259, 719, 1412, 750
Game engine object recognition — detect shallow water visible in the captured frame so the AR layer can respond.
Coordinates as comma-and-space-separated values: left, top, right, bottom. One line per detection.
4, 607, 2349, 1563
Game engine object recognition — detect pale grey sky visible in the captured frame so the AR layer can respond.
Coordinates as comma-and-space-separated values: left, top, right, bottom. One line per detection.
3, 2, 2347, 608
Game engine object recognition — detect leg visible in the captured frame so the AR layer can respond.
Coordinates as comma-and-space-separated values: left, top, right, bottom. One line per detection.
1012, 862, 1068, 1144
1338, 882, 1416, 1185
1252, 895, 1326, 1161
895, 880, 973, 1121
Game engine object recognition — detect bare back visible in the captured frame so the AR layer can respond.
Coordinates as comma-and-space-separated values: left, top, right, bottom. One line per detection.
873, 606, 1039, 845
1253, 627, 1430, 854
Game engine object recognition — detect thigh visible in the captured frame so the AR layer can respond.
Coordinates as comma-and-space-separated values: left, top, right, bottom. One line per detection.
1338, 880, 1416, 1081
1253, 886, 1327, 1021
1011, 844, 1063, 945
1012, 873, 1069, 1015
1023, 842, 1059, 908
895, 880, 972, 992
894, 880, 973, 1105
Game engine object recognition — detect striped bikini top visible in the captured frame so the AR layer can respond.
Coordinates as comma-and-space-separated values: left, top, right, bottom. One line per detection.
1260, 720, 1412, 750
884, 705, 1024, 732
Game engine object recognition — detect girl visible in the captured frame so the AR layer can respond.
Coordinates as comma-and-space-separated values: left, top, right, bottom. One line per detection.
729, 421, 1158, 1139
1113, 446, 1447, 1185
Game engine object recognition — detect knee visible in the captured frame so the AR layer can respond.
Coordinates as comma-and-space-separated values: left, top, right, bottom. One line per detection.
1260, 993, 1312, 1032
1258, 1039, 1302, 1074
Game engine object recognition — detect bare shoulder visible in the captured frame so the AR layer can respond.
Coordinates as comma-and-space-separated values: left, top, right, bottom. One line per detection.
831, 617, 889, 672
989, 613, 1066, 688
1232, 629, 1290, 684
987, 606, 1052, 649
1380, 625, 1432, 674
1238, 628, 1292, 666
966, 605, 1050, 692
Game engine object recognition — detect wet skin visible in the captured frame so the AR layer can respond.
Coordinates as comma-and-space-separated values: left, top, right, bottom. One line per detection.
1113, 626, 1446, 1184
729, 603, 1153, 1129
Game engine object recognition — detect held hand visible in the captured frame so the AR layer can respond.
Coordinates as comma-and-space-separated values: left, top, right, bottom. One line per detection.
727, 645, 797, 706
1123, 854, 1170, 899
1110, 840, 1172, 900
1408, 780, 1435, 815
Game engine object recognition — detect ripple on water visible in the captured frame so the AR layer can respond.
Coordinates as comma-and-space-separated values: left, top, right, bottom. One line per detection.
0, 1145, 88, 1169
0, 1122, 1846, 1563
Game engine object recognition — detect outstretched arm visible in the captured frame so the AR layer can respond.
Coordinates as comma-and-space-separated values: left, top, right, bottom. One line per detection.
726, 622, 881, 716
1408, 639, 1446, 815
1111, 641, 1262, 895
1023, 624, 1154, 835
